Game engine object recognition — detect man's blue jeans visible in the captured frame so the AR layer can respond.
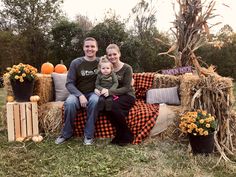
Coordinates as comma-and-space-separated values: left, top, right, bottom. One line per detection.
62, 93, 99, 139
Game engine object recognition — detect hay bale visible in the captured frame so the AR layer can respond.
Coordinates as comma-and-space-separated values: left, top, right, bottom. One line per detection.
38, 101, 63, 134
179, 74, 200, 111
0, 105, 7, 129
35, 73, 54, 105
153, 73, 180, 88
3, 74, 13, 97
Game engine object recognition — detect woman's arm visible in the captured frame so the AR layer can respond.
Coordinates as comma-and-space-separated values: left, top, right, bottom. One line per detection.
109, 65, 133, 95
109, 72, 119, 90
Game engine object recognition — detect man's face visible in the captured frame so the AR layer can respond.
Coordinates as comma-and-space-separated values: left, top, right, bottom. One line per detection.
83, 40, 98, 58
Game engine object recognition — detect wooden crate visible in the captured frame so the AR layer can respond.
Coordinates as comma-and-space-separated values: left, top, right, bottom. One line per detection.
6, 102, 39, 141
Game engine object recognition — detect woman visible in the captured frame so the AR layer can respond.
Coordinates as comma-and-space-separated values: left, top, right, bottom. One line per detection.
101, 44, 136, 146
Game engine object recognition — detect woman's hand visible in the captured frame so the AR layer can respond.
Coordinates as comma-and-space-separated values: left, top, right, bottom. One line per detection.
101, 88, 109, 97
94, 88, 101, 96
79, 95, 88, 108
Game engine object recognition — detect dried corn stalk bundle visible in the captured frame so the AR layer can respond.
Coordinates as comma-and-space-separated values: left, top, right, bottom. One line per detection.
158, 0, 219, 76
35, 73, 54, 105
153, 73, 180, 88
190, 75, 235, 162
38, 102, 63, 134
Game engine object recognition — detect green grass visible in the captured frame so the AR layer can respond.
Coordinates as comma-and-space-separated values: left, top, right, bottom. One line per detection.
0, 88, 236, 177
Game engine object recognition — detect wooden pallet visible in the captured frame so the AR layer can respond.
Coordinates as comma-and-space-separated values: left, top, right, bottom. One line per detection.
6, 102, 38, 141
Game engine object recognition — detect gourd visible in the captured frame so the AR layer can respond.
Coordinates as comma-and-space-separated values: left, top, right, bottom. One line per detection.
30, 95, 40, 102
41, 62, 54, 74
54, 60, 67, 73
7, 96, 14, 102
32, 135, 43, 142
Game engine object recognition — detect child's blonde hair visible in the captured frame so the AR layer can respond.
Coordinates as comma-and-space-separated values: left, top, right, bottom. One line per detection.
98, 55, 113, 70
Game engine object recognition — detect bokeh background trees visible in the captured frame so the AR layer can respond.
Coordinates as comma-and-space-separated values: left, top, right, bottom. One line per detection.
0, 0, 236, 79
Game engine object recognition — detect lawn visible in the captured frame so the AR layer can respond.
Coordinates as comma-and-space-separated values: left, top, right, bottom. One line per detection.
0, 88, 236, 177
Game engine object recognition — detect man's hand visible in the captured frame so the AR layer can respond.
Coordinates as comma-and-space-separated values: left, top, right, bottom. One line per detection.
94, 88, 101, 96
79, 95, 88, 108
101, 88, 109, 97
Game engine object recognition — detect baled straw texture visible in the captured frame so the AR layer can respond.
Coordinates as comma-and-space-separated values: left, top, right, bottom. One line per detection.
38, 101, 64, 134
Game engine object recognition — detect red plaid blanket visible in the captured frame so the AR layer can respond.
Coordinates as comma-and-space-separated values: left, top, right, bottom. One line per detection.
71, 73, 159, 144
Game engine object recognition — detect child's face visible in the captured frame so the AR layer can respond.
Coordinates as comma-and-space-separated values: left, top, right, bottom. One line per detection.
100, 62, 112, 75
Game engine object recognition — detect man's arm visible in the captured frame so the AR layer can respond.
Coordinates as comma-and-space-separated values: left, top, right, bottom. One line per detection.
66, 58, 83, 97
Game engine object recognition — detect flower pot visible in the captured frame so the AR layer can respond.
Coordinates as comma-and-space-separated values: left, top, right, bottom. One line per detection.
189, 133, 215, 154
10, 80, 34, 102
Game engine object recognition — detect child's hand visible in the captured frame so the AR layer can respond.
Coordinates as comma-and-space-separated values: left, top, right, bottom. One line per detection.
101, 88, 109, 97
94, 89, 101, 96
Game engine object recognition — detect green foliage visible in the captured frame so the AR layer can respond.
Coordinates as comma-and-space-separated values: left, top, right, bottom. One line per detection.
87, 17, 128, 56
197, 26, 236, 79
0, 0, 63, 69
50, 19, 85, 67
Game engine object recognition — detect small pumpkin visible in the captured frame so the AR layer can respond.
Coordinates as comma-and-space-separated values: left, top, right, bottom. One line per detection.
32, 135, 43, 142
7, 96, 14, 102
54, 60, 67, 73
41, 62, 54, 74
30, 95, 40, 102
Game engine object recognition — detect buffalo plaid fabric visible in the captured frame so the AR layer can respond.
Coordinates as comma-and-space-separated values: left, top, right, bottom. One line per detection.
133, 72, 156, 100
63, 73, 159, 144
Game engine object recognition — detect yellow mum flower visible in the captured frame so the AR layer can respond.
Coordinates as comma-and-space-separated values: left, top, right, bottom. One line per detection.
203, 131, 209, 136
199, 119, 204, 124
206, 124, 211, 128
14, 75, 19, 79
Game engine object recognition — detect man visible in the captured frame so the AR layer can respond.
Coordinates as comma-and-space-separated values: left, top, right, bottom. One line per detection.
55, 37, 99, 145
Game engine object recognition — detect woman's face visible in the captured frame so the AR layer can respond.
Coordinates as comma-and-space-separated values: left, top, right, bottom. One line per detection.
107, 48, 120, 64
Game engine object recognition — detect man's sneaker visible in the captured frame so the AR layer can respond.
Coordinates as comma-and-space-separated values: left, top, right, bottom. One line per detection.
83, 137, 94, 145
55, 135, 67, 144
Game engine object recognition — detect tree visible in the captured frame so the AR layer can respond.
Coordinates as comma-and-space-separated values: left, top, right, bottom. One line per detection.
50, 18, 85, 67
87, 15, 128, 56
0, 0, 63, 68
122, 0, 173, 72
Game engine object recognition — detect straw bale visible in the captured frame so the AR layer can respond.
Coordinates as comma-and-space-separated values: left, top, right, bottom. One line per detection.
153, 73, 180, 88
179, 74, 200, 111
0, 105, 7, 129
35, 73, 54, 105
38, 101, 63, 134
3, 75, 13, 97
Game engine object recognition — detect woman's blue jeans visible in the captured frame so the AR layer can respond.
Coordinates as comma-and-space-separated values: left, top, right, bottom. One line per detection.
61, 93, 99, 139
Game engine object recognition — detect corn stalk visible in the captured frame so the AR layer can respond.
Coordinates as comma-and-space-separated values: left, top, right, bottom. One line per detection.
159, 0, 219, 76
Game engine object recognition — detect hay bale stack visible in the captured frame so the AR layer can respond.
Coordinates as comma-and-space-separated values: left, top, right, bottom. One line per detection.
153, 73, 180, 88
38, 101, 63, 134
35, 73, 54, 105
179, 74, 200, 111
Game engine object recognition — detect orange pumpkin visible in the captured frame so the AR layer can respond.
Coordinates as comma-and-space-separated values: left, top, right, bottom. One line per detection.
41, 62, 54, 74
54, 60, 67, 73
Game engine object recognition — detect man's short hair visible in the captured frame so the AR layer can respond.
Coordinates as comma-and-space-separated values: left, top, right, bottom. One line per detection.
83, 37, 98, 46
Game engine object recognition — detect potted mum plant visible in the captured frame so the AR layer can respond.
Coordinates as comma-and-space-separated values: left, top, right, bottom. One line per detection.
179, 110, 217, 154
4, 63, 38, 102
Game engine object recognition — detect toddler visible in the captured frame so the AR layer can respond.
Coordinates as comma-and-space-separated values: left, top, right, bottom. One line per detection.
95, 56, 118, 111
